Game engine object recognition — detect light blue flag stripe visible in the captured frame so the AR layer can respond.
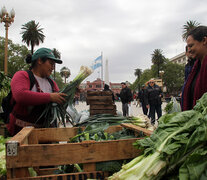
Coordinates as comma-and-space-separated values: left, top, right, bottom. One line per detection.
94, 55, 102, 62
92, 62, 102, 70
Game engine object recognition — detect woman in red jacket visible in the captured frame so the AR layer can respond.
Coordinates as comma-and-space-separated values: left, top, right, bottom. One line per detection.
182, 26, 207, 111
7, 47, 67, 135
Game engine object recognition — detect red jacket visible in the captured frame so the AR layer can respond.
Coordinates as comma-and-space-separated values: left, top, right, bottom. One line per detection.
182, 55, 207, 111
7, 71, 59, 135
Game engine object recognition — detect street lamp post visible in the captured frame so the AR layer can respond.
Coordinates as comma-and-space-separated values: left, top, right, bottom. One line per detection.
0, 6, 15, 75
159, 70, 164, 90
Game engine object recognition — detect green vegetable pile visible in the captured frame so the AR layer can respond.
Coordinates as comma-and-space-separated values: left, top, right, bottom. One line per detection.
76, 113, 153, 130
71, 123, 138, 143
0, 135, 10, 177
109, 92, 207, 180
68, 114, 146, 174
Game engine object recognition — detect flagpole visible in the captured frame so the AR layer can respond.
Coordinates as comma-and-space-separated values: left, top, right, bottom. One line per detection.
101, 51, 103, 89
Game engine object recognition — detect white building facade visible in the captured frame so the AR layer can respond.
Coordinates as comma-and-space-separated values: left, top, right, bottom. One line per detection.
170, 52, 187, 65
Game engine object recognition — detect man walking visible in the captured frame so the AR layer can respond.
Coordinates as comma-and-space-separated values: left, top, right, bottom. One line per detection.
146, 79, 163, 125
138, 85, 148, 115
116, 82, 133, 116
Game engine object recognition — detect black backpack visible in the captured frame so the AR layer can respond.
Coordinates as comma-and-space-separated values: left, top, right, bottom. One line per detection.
0, 70, 54, 124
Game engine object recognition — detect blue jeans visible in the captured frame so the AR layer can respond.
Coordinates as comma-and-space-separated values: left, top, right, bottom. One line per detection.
148, 104, 162, 124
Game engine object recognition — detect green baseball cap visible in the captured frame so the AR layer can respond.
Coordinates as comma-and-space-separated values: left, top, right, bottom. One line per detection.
32, 48, 62, 64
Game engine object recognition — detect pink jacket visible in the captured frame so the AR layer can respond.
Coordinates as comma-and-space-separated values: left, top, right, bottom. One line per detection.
7, 71, 59, 135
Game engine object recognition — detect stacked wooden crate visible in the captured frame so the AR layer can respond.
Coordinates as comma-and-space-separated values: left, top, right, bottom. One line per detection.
87, 91, 116, 116
5, 126, 149, 179
0, 122, 6, 136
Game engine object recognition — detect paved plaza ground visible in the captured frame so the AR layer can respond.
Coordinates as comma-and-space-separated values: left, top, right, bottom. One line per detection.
74, 100, 167, 117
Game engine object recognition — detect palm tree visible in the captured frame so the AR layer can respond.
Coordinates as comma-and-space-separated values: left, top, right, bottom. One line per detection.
134, 68, 142, 90
60, 66, 70, 84
20, 20, 45, 54
134, 68, 142, 78
151, 49, 165, 78
182, 20, 200, 41
52, 48, 61, 80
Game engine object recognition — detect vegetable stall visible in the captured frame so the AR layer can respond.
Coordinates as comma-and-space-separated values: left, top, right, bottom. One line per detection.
3, 65, 207, 179
1, 66, 154, 179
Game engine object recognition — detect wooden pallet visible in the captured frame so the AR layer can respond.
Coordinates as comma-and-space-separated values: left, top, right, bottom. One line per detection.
87, 91, 116, 116
6, 125, 144, 179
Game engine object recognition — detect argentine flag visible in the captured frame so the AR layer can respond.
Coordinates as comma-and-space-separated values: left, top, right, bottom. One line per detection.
92, 55, 102, 70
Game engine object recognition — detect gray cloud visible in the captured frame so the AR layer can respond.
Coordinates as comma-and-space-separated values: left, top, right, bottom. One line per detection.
1, 0, 207, 83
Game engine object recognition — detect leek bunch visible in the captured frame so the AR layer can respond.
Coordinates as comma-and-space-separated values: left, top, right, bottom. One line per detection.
37, 66, 92, 127
128, 114, 155, 130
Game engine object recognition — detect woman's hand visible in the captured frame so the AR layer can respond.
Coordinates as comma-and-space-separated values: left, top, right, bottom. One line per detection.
50, 93, 67, 104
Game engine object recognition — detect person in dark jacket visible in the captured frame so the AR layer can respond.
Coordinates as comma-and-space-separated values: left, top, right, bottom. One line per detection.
103, 84, 115, 103
138, 85, 148, 115
146, 79, 163, 125
181, 45, 196, 110
116, 82, 133, 116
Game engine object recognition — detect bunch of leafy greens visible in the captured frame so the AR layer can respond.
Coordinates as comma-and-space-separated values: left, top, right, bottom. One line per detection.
109, 92, 207, 180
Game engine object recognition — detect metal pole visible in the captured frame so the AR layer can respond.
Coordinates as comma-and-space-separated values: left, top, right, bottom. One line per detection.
101, 52, 103, 88
0, 7, 15, 75
4, 23, 9, 75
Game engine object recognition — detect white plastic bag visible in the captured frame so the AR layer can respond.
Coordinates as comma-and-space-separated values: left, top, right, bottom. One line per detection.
169, 97, 181, 113
128, 104, 133, 116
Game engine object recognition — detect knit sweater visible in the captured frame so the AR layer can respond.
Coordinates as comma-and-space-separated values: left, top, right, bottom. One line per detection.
7, 71, 59, 135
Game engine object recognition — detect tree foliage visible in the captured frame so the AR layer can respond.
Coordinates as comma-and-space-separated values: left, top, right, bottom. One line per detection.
151, 49, 165, 78
0, 36, 30, 78
133, 68, 142, 90
60, 66, 71, 83
182, 20, 200, 41
162, 62, 184, 94
139, 69, 154, 87
21, 20, 45, 54
51, 71, 65, 90
52, 48, 61, 81
0, 36, 65, 88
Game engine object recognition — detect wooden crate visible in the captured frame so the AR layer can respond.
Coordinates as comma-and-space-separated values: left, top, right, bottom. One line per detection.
5, 125, 152, 179
0, 123, 6, 137
87, 91, 116, 116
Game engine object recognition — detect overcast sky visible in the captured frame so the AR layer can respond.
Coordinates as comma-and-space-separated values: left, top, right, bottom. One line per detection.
1, 0, 207, 83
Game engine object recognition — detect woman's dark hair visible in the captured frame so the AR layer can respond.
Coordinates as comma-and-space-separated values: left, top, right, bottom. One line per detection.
25, 54, 48, 69
187, 26, 207, 42
185, 45, 188, 52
